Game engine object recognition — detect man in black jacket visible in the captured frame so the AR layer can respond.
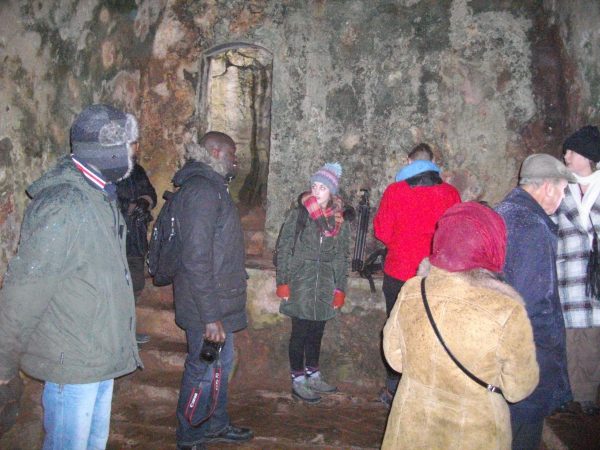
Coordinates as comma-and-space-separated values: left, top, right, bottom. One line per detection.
174, 132, 253, 450
116, 158, 157, 344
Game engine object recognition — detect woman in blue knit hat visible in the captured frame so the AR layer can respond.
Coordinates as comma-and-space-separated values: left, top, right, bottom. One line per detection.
275, 162, 352, 403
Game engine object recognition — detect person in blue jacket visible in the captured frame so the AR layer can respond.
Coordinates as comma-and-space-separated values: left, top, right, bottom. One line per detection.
495, 154, 575, 450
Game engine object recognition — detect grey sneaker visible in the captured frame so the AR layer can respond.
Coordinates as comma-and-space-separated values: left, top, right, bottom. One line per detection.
292, 377, 321, 403
306, 371, 337, 393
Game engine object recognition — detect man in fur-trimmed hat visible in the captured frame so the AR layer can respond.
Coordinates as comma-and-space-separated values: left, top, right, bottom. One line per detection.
0, 104, 142, 449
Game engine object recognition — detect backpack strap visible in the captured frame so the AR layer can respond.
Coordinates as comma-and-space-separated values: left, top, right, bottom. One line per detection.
420, 278, 503, 395
291, 206, 309, 257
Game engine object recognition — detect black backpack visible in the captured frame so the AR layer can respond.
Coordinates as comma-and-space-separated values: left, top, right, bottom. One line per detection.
273, 207, 309, 267
147, 190, 182, 286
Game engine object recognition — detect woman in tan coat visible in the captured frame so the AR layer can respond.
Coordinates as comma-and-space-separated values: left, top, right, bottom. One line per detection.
382, 202, 539, 450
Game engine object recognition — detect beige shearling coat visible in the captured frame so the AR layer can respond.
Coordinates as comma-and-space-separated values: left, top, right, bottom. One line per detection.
382, 264, 539, 450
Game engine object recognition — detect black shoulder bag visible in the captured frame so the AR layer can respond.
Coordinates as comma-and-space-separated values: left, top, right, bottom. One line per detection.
420, 278, 503, 395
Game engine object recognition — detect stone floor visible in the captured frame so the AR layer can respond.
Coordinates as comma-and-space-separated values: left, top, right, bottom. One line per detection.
0, 349, 389, 450
2, 372, 599, 449
1, 264, 599, 449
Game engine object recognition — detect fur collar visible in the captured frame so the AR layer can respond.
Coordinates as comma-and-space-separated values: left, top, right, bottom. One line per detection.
418, 258, 523, 304
182, 142, 229, 177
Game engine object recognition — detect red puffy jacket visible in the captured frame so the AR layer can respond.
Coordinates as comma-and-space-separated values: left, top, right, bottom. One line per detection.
374, 180, 461, 281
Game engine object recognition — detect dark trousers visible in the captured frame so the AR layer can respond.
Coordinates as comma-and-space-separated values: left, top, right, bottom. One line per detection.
176, 329, 234, 445
289, 317, 327, 373
510, 417, 543, 450
127, 256, 146, 297
382, 273, 405, 394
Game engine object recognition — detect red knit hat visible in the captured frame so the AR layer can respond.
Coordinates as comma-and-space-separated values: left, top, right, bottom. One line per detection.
430, 202, 506, 273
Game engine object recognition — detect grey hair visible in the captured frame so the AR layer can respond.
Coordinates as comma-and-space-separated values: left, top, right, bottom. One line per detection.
182, 142, 228, 176
518, 177, 565, 187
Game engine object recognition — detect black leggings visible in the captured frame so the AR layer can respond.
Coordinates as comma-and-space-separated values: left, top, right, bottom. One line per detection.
289, 317, 327, 372
382, 273, 405, 316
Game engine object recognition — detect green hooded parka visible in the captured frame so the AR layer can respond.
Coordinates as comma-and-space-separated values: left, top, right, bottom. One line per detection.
276, 206, 350, 321
0, 156, 141, 384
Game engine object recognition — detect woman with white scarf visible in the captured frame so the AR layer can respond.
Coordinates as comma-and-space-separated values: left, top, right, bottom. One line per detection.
555, 125, 600, 415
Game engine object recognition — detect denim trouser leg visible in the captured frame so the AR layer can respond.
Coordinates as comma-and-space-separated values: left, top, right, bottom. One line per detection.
176, 329, 233, 445
42, 379, 114, 450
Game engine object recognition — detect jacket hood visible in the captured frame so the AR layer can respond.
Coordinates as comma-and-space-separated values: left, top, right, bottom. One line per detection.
26, 155, 83, 199
395, 160, 441, 182
172, 160, 223, 188
181, 142, 230, 177
405, 170, 443, 187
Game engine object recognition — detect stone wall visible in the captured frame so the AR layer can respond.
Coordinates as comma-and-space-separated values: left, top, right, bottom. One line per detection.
1, 0, 600, 273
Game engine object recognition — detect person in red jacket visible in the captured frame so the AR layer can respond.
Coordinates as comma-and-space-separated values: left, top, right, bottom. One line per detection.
374, 143, 461, 406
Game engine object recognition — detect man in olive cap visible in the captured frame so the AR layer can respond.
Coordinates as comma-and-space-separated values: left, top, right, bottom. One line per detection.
496, 154, 575, 450
0, 104, 142, 449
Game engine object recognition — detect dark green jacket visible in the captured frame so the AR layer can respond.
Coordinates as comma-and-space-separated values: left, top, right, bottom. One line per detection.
0, 156, 141, 384
276, 206, 350, 321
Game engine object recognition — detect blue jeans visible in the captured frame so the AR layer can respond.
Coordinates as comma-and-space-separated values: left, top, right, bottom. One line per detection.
42, 379, 114, 450
176, 329, 234, 446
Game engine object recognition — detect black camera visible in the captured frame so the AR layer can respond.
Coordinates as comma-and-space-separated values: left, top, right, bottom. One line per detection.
200, 339, 223, 363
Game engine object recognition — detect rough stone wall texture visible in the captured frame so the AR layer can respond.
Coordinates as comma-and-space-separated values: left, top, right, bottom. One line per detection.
1, 0, 600, 273
545, 0, 600, 128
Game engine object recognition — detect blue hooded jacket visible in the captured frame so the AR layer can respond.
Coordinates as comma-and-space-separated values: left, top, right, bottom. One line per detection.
395, 160, 440, 182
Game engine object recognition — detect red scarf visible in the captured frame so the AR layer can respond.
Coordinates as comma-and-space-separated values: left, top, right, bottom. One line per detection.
301, 191, 344, 237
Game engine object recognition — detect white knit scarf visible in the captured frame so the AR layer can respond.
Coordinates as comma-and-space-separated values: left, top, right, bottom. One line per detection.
571, 170, 600, 234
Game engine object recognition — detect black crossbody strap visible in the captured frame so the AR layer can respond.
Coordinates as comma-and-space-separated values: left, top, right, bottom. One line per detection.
420, 278, 503, 395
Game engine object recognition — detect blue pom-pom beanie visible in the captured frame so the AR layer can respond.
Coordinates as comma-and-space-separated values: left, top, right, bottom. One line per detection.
310, 162, 342, 194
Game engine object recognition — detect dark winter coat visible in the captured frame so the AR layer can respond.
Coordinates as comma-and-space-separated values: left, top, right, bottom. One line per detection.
116, 163, 157, 258
495, 187, 572, 423
0, 156, 141, 384
171, 161, 247, 333
276, 205, 351, 321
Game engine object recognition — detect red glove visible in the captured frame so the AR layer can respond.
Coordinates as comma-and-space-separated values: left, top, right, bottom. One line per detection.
276, 284, 290, 299
332, 289, 345, 308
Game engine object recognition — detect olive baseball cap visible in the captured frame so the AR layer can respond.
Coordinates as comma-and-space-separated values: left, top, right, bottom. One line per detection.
519, 153, 577, 184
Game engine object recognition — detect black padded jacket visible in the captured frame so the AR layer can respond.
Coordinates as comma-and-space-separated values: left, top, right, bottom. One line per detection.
171, 161, 248, 333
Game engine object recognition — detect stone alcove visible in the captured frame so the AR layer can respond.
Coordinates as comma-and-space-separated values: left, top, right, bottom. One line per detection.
195, 43, 273, 258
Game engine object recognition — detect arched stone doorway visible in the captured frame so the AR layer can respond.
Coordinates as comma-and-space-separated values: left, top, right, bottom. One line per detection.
195, 43, 273, 258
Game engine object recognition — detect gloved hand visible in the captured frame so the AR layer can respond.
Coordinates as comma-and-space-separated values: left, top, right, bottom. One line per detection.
131, 197, 152, 224
276, 284, 290, 300
332, 289, 345, 309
